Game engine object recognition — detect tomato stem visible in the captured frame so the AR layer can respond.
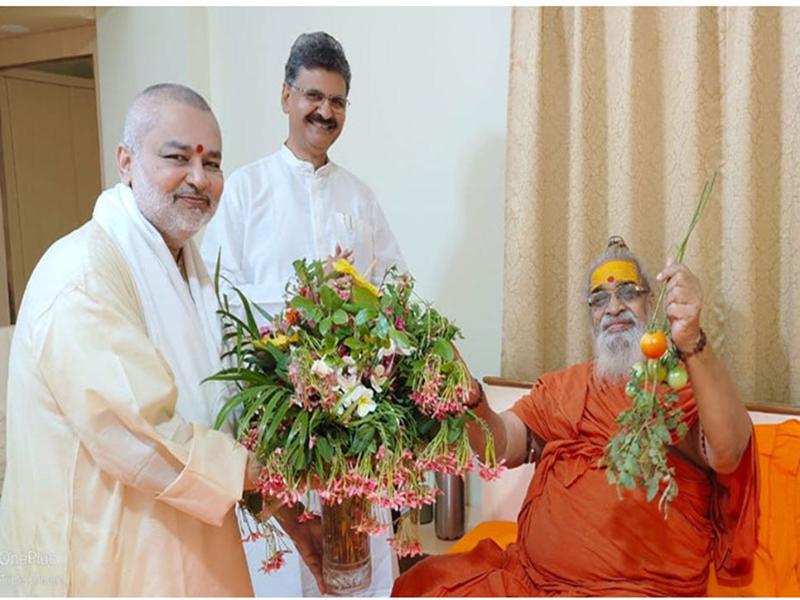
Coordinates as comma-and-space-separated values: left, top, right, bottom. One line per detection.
649, 170, 717, 333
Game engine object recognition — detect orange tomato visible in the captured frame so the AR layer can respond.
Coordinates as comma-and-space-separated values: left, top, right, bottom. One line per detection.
640, 330, 667, 359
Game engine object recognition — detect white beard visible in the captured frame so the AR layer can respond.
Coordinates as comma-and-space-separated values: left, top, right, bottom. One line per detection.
593, 310, 646, 382
132, 165, 216, 246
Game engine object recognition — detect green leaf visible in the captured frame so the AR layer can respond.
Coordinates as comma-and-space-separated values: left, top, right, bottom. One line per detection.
315, 451, 325, 479
355, 308, 376, 326
320, 285, 340, 311
332, 309, 348, 325
316, 436, 334, 461
257, 389, 286, 445
431, 338, 455, 362
319, 317, 333, 335
213, 391, 248, 430
376, 314, 390, 338
286, 410, 309, 446
352, 285, 379, 311
620, 472, 635, 490
447, 423, 461, 444
344, 337, 363, 350
390, 328, 413, 349
204, 369, 273, 386
645, 477, 660, 502
291, 295, 317, 315
235, 391, 267, 438
654, 424, 671, 443
265, 397, 292, 442
294, 447, 306, 469
230, 286, 259, 337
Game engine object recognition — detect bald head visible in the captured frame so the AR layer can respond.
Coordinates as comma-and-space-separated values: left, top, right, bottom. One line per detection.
122, 83, 217, 154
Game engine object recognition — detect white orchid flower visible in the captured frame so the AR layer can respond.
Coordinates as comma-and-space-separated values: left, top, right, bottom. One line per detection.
377, 338, 415, 361
336, 384, 375, 417
355, 387, 377, 417
311, 359, 333, 378
335, 368, 358, 393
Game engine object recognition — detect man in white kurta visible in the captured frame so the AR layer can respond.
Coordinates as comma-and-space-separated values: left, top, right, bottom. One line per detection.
201, 32, 403, 597
201, 144, 406, 319
0, 85, 256, 596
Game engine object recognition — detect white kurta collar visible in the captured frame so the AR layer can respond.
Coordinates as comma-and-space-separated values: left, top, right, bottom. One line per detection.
280, 143, 335, 177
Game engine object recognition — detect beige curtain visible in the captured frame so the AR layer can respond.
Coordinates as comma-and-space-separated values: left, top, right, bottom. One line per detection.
502, 7, 800, 408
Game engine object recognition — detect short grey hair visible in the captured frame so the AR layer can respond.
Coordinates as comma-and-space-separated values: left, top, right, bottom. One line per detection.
584, 236, 653, 299
122, 83, 214, 154
284, 32, 351, 94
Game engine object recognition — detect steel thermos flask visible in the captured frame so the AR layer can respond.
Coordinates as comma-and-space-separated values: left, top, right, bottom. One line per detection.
434, 472, 465, 540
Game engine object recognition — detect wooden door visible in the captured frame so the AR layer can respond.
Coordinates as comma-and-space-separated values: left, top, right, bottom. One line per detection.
0, 68, 101, 321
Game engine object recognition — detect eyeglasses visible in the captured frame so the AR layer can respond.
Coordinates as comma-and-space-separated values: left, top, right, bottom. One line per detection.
587, 282, 649, 310
288, 84, 349, 113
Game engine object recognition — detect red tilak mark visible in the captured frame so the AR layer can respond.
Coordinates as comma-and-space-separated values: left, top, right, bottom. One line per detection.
607, 275, 615, 283
195, 144, 204, 153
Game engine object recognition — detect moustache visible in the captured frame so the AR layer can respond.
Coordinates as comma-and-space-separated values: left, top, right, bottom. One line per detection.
173, 189, 211, 206
600, 310, 638, 332
306, 113, 338, 130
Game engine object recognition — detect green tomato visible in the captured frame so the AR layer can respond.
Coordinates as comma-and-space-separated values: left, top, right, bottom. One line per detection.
666, 365, 689, 390
625, 381, 640, 398
646, 359, 667, 382
630, 361, 646, 382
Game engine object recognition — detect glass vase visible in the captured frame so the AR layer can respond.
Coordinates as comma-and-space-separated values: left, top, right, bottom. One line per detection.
321, 497, 372, 596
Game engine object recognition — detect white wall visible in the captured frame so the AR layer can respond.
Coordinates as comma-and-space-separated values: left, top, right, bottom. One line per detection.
97, 7, 511, 379
95, 7, 210, 186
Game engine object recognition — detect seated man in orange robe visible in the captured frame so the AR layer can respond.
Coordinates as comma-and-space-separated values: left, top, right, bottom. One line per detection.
393, 237, 758, 597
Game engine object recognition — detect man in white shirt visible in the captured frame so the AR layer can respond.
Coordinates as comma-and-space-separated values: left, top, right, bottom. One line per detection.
201, 31, 406, 319
201, 32, 403, 597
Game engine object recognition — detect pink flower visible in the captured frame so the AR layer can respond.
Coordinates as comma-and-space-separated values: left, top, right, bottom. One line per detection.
241, 426, 260, 451
478, 459, 508, 482
297, 511, 318, 523
260, 550, 289, 573
389, 538, 423, 558
241, 531, 261, 543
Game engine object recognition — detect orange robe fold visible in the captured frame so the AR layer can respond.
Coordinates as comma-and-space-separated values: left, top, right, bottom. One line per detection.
393, 362, 759, 597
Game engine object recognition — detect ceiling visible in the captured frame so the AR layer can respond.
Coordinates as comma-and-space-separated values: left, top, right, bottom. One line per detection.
0, 7, 95, 40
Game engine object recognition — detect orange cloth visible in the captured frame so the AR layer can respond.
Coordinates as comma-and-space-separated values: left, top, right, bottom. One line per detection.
707, 420, 800, 596
393, 362, 759, 597
447, 521, 518, 555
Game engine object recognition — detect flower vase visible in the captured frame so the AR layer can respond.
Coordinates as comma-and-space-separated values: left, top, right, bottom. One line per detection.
321, 497, 372, 596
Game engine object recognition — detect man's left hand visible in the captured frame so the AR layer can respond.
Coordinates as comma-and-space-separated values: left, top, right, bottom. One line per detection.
274, 505, 327, 594
656, 257, 704, 355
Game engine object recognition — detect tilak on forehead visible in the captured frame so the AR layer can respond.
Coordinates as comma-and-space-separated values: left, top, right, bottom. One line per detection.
590, 260, 641, 291
195, 144, 204, 153
590, 235, 640, 291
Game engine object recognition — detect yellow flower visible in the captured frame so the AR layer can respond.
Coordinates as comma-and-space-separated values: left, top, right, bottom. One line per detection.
253, 332, 300, 351
332, 259, 357, 277
332, 259, 380, 297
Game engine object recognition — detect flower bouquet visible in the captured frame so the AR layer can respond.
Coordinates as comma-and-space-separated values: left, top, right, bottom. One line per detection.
602, 171, 717, 515
207, 254, 504, 593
